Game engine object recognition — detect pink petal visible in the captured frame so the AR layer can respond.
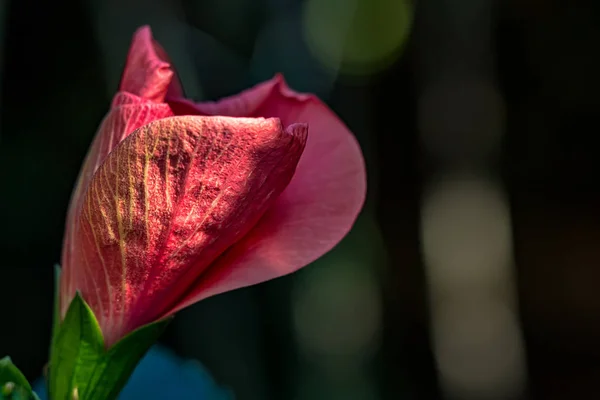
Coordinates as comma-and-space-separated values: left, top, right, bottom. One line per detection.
168, 75, 367, 314
119, 26, 182, 102
60, 101, 173, 316
67, 115, 306, 346
62, 26, 181, 317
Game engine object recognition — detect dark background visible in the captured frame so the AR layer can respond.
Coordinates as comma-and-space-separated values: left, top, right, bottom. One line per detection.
2, 0, 600, 399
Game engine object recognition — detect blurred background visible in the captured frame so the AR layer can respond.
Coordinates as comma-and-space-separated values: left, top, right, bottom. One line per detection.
1, 0, 600, 399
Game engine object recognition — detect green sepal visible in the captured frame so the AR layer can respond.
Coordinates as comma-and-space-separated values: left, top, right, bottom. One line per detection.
47, 265, 61, 393
49, 293, 103, 400
51, 265, 61, 351
78, 319, 172, 400
0, 357, 40, 400
48, 292, 171, 400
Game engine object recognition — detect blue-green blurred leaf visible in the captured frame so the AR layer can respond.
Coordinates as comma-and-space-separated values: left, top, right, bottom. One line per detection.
0, 357, 39, 399
36, 346, 233, 399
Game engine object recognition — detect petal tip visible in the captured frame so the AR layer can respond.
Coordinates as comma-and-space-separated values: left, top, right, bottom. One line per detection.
133, 25, 152, 39
120, 25, 176, 102
286, 123, 309, 142
270, 74, 312, 102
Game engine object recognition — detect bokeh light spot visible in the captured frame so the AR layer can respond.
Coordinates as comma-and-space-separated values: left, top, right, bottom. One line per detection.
421, 174, 512, 292
302, 0, 413, 75
293, 261, 382, 361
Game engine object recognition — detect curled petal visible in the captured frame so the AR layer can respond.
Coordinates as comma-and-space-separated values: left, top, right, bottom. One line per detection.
60, 102, 173, 314
61, 24, 181, 313
119, 26, 181, 102
168, 75, 367, 313
68, 115, 306, 346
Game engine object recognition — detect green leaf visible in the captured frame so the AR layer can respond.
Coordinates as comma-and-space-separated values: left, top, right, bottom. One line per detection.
0, 357, 31, 390
51, 265, 61, 350
48, 293, 171, 400
49, 293, 104, 400
47, 265, 61, 391
0, 357, 40, 400
0, 386, 41, 400
80, 318, 171, 400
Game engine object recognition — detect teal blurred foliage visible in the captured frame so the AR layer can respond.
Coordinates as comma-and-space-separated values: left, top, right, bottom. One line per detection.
33, 346, 233, 400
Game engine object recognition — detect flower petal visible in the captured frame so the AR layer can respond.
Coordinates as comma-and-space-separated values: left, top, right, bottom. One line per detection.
168, 75, 367, 313
119, 26, 181, 102
60, 101, 173, 315
61, 25, 181, 315
67, 115, 306, 346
